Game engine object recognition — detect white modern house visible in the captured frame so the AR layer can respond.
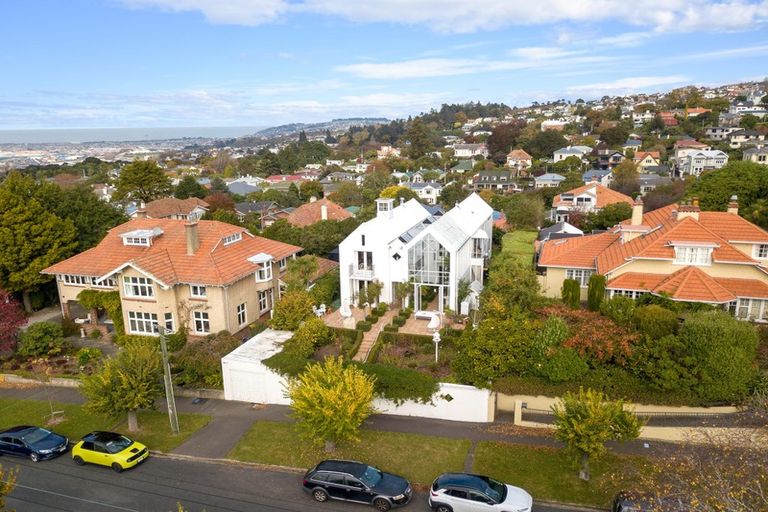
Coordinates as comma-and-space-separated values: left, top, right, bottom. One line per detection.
677, 150, 729, 177
339, 194, 493, 313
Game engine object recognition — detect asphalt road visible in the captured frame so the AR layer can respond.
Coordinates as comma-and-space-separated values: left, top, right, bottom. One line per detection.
4, 454, 578, 512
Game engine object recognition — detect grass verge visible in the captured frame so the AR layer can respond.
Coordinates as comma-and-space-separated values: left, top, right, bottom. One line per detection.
0, 397, 210, 453
501, 231, 537, 265
473, 440, 635, 507
229, 421, 470, 485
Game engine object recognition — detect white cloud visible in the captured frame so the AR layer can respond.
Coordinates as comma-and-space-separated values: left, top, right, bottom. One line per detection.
566, 75, 689, 95
121, 0, 768, 33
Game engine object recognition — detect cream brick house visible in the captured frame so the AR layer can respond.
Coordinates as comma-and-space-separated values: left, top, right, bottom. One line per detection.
42, 218, 334, 337
537, 198, 768, 321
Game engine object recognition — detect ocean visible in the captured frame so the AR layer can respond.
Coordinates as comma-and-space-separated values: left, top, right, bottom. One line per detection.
0, 126, 267, 144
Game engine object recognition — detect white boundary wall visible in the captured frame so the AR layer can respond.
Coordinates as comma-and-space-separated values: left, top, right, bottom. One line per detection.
222, 330, 495, 423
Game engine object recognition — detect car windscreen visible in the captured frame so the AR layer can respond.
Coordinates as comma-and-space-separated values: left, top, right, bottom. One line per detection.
104, 436, 133, 454
360, 466, 383, 487
21, 428, 52, 445
485, 476, 506, 503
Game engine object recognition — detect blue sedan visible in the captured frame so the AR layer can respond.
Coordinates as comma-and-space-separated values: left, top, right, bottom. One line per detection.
0, 425, 69, 462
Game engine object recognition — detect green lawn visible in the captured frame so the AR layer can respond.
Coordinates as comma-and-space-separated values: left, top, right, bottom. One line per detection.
472, 441, 635, 507
229, 421, 470, 485
0, 397, 210, 453
501, 231, 537, 265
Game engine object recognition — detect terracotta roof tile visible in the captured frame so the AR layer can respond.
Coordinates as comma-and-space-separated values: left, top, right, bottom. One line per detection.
538, 232, 619, 269
552, 183, 634, 209
42, 218, 303, 287
286, 198, 352, 227
507, 149, 532, 160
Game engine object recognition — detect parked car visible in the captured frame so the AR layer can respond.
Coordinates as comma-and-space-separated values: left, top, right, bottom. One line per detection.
71, 431, 149, 472
429, 473, 533, 512
612, 491, 691, 511
0, 425, 69, 462
302, 459, 412, 511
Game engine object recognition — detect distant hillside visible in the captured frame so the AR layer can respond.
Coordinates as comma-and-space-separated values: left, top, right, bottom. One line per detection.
254, 118, 389, 138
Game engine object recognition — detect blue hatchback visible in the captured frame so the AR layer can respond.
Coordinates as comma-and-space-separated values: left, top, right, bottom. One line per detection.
0, 425, 69, 462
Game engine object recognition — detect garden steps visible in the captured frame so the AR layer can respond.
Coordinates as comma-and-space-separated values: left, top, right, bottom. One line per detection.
353, 309, 397, 362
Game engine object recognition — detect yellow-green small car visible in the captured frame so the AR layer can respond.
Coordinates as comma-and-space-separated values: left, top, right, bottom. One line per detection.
72, 431, 148, 472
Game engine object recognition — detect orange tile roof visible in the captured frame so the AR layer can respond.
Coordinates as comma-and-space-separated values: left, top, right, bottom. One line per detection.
607, 268, 768, 302
507, 149, 532, 160
142, 197, 209, 219
42, 218, 303, 287
634, 151, 660, 161
552, 183, 634, 210
538, 231, 619, 268
286, 198, 352, 227
673, 139, 708, 149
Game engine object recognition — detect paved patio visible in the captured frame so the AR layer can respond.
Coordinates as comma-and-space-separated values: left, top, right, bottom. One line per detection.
323, 306, 366, 330
400, 314, 466, 336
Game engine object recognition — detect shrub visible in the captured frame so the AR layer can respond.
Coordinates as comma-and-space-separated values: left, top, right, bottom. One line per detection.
76, 347, 102, 367
375, 303, 389, 316
263, 350, 312, 377
365, 314, 376, 323
173, 331, 241, 388
587, 274, 606, 312
355, 321, 372, 332
599, 296, 636, 327
532, 316, 569, 361
114, 334, 158, 348
284, 318, 332, 358
678, 311, 759, 402
165, 329, 187, 352
17, 322, 70, 357
383, 325, 398, 333
331, 327, 363, 359
632, 305, 679, 339
561, 279, 580, 309
89, 329, 102, 339
271, 290, 314, 331
248, 320, 269, 336
353, 361, 439, 404
309, 267, 340, 306
393, 316, 406, 327
631, 334, 695, 392
539, 348, 589, 383
482, 254, 541, 318
61, 318, 80, 337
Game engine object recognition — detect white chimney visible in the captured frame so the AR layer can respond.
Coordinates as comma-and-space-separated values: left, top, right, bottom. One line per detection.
321, 204, 328, 221
727, 195, 739, 215
631, 196, 644, 226
309, 196, 318, 203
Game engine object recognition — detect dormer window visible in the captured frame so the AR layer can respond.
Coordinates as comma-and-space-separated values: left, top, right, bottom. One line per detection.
755, 244, 768, 259
125, 237, 150, 246
674, 246, 712, 265
222, 232, 242, 246
120, 228, 163, 247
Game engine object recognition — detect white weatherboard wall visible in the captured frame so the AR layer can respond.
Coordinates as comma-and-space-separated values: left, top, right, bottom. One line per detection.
222, 330, 495, 423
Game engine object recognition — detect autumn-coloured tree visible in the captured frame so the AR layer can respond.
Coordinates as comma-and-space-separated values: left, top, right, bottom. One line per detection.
0, 463, 17, 510
553, 388, 642, 481
287, 356, 376, 451
0, 289, 25, 352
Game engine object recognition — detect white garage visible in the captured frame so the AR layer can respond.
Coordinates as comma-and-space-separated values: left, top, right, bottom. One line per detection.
221, 329, 292, 405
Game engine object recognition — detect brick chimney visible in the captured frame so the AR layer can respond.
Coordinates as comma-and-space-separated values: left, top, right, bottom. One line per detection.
727, 195, 739, 215
631, 196, 644, 225
185, 222, 200, 255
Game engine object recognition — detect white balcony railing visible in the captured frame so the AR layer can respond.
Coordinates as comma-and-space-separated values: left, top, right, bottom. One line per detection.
349, 263, 375, 279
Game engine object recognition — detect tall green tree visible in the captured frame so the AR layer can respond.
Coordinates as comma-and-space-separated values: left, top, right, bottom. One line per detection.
287, 356, 376, 452
405, 118, 434, 160
299, 180, 324, 201
174, 175, 207, 199
438, 182, 470, 208
112, 160, 172, 203
81, 341, 163, 432
610, 160, 640, 197
504, 193, 545, 230
688, 161, 768, 213
552, 388, 642, 481
0, 173, 78, 312
328, 182, 364, 207
284, 255, 320, 291
46, 185, 127, 252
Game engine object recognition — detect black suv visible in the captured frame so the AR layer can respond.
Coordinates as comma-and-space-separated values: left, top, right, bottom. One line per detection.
303, 460, 412, 511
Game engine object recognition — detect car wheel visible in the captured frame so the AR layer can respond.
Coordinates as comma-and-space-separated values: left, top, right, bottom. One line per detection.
373, 498, 391, 512
29, 452, 40, 462
434, 505, 452, 512
312, 489, 329, 502
73, 455, 85, 466
111, 462, 123, 473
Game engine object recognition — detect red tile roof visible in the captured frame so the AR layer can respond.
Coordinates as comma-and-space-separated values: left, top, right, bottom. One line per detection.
673, 139, 708, 149
142, 198, 209, 219
42, 218, 303, 287
507, 149, 532, 160
286, 198, 352, 227
607, 267, 768, 302
552, 183, 634, 210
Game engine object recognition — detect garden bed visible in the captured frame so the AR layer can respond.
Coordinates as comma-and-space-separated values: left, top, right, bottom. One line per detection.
374, 331, 457, 379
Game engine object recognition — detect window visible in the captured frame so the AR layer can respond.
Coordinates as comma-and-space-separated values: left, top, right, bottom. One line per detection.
566, 269, 593, 287
756, 244, 768, 259
357, 251, 373, 270
258, 290, 270, 312
361, 235, 366, 246
674, 246, 712, 265
237, 303, 247, 326
610, 289, 645, 299
472, 238, 484, 259
124, 237, 150, 247
193, 311, 210, 334
123, 276, 154, 298
256, 262, 272, 282
164, 312, 174, 333
190, 285, 207, 298
222, 232, 242, 245
127, 311, 158, 334
62, 275, 90, 286
93, 277, 117, 288
733, 298, 767, 322
279, 258, 287, 270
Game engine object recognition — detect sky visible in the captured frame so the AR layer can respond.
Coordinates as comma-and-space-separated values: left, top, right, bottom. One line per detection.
1, 0, 767, 130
